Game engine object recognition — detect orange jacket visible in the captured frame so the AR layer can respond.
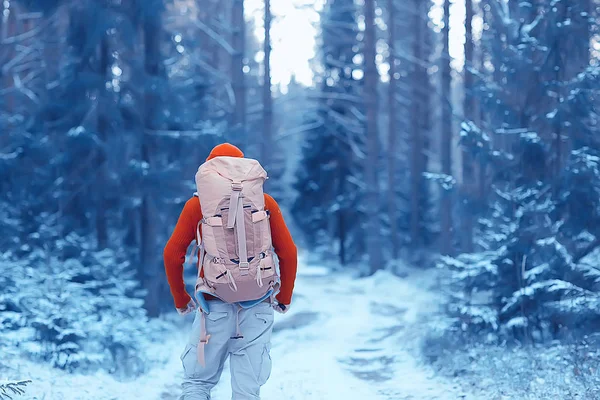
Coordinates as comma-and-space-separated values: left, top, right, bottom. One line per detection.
163, 144, 298, 309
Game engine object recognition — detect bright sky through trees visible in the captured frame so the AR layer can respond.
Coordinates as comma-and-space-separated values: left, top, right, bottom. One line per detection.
247, 0, 471, 90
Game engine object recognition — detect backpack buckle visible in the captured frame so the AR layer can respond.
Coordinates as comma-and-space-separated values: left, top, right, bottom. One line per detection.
239, 261, 250, 270
231, 182, 243, 191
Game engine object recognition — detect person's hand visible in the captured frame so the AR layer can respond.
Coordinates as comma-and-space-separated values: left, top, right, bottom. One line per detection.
272, 301, 290, 314
176, 299, 197, 316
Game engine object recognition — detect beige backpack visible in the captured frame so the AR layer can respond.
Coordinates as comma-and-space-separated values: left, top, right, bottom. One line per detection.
193, 156, 280, 308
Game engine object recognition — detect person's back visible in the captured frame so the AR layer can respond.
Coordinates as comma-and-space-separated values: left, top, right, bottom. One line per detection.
163, 143, 298, 400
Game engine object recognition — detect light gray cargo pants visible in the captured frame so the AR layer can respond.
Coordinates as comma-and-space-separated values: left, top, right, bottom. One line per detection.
180, 300, 274, 400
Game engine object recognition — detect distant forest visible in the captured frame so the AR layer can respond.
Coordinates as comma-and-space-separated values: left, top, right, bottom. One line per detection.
1, 0, 599, 366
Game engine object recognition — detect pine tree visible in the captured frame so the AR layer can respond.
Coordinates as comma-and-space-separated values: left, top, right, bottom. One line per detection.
261, 0, 273, 170
460, 0, 476, 253
363, 0, 382, 273
442, 0, 600, 338
440, 0, 453, 255
386, 0, 399, 259
140, 0, 167, 317
382, 0, 418, 257
293, 0, 365, 265
231, 0, 247, 141
408, 0, 434, 249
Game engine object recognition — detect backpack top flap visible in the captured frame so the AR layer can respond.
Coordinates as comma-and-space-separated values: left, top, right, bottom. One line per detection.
195, 156, 268, 216
197, 156, 267, 182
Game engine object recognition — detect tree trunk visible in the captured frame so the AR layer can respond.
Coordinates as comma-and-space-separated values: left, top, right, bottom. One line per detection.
477, 0, 488, 208
387, 0, 399, 259
0, 3, 4, 112
231, 0, 246, 141
96, 35, 109, 250
262, 0, 272, 168
570, 0, 590, 151
440, 0, 453, 255
553, 10, 564, 175
461, 0, 475, 253
2, 2, 15, 112
582, 0, 591, 64
338, 209, 347, 265
337, 140, 348, 265
142, 12, 162, 317
409, 0, 424, 248
364, 0, 382, 274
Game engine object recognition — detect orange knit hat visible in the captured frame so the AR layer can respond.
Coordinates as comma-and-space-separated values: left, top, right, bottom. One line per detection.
206, 143, 244, 161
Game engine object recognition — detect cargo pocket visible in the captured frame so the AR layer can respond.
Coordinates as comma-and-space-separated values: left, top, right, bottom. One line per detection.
189, 311, 228, 345
257, 343, 272, 386
180, 343, 197, 377
255, 309, 274, 336
206, 311, 228, 322
255, 312, 273, 325
198, 310, 228, 345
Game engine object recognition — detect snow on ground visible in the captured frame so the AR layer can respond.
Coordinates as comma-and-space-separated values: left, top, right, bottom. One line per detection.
168, 261, 476, 400
2, 325, 184, 400
4, 260, 478, 399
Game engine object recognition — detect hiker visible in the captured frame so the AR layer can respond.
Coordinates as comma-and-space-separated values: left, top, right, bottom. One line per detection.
164, 143, 298, 400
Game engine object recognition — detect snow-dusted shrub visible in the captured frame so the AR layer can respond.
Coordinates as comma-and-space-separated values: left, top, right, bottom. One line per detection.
423, 333, 600, 399
1, 233, 155, 376
440, 147, 600, 340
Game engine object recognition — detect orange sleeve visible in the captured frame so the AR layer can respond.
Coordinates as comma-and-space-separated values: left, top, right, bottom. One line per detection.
163, 197, 203, 308
264, 194, 298, 305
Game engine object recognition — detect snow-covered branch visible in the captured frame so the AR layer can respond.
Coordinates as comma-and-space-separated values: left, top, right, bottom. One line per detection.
0, 380, 31, 399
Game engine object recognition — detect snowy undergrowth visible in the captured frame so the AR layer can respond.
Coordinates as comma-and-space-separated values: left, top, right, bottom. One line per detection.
422, 268, 600, 400
0, 233, 172, 378
0, 320, 185, 400
422, 331, 600, 400
4, 256, 549, 400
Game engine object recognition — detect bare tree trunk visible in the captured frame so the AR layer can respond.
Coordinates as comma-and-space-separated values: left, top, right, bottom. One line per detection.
570, 0, 590, 151
0, 3, 4, 112
410, 0, 424, 248
553, 3, 564, 175
582, 0, 591, 64
142, 12, 162, 317
461, 0, 475, 253
262, 0, 273, 168
231, 0, 246, 140
96, 35, 109, 250
364, 0, 382, 273
440, 0, 453, 255
2, 1, 15, 112
387, 0, 399, 259
338, 192, 347, 265
337, 138, 348, 265
477, 1, 488, 204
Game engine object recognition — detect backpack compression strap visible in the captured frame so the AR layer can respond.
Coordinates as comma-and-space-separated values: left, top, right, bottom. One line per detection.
227, 181, 249, 277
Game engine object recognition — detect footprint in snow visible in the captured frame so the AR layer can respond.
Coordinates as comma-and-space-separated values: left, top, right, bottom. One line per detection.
338, 354, 396, 383
273, 311, 320, 333
369, 324, 405, 343
370, 301, 408, 317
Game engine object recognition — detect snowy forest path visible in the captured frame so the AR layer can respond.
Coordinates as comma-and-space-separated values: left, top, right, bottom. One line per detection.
159, 262, 477, 400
